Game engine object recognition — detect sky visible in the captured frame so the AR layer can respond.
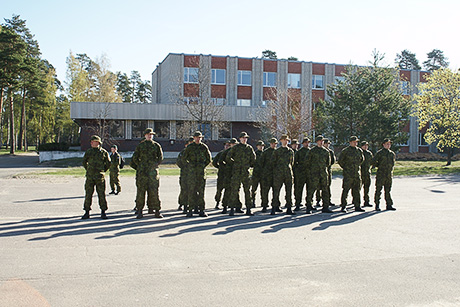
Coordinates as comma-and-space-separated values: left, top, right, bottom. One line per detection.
2, 0, 459, 85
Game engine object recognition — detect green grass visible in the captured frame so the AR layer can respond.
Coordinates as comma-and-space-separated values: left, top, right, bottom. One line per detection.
0, 146, 36, 155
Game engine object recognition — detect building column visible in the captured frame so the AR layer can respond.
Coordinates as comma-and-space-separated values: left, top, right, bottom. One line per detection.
170, 120, 176, 140
125, 120, 132, 139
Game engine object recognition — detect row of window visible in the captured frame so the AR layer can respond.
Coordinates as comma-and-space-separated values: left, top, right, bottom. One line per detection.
184, 68, 326, 89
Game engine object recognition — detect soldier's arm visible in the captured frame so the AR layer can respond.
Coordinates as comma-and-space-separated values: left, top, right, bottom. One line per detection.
157, 144, 164, 165
337, 150, 345, 168
249, 148, 256, 168
104, 151, 111, 172
330, 151, 336, 165
130, 147, 139, 170
82, 151, 89, 169
371, 151, 380, 168
204, 147, 212, 167
212, 152, 221, 168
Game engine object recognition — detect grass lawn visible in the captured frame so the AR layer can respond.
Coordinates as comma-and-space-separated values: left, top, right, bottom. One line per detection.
0, 146, 36, 155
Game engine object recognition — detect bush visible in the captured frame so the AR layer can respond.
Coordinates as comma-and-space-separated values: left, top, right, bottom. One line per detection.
38, 142, 70, 152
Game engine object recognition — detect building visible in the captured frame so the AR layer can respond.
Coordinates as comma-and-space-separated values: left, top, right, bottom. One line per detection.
71, 53, 434, 153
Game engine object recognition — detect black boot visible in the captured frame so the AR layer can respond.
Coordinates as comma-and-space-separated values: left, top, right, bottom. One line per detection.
322, 207, 333, 213
148, 208, 154, 214
193, 207, 199, 214
229, 208, 235, 216
245, 208, 254, 216
355, 206, 365, 212
375, 203, 381, 211
286, 207, 295, 215
221, 206, 227, 214
215, 202, 219, 210
270, 207, 276, 215
364, 201, 372, 207
178, 204, 183, 211
199, 210, 208, 217
109, 190, 116, 195
154, 210, 164, 218
186, 210, 193, 217
261, 207, 267, 213
81, 210, 90, 220
294, 205, 301, 211
136, 211, 143, 219
386, 206, 396, 211
235, 208, 244, 214
340, 205, 347, 213
101, 210, 108, 219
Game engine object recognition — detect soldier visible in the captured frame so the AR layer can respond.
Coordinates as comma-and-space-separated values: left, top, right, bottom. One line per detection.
294, 137, 311, 211
305, 135, 332, 213
109, 145, 122, 195
338, 136, 365, 213
290, 139, 299, 151
182, 131, 212, 217
259, 138, 278, 213
271, 134, 295, 215
131, 128, 164, 219
226, 132, 256, 216
372, 138, 396, 211
251, 140, 265, 208
81, 135, 111, 220
361, 141, 374, 207
177, 137, 194, 212
324, 138, 336, 206
212, 141, 230, 209
219, 138, 238, 214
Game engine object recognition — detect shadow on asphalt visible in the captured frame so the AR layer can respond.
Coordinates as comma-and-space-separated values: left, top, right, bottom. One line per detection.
14, 196, 86, 203
0, 205, 383, 241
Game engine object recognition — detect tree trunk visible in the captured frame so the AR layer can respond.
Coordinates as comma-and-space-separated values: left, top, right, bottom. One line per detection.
446, 147, 452, 166
9, 92, 15, 154
18, 87, 26, 151
0, 88, 3, 149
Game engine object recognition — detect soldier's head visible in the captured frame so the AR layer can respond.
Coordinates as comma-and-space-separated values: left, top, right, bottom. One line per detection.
228, 138, 238, 147
323, 138, 331, 149
349, 136, 359, 147
290, 139, 299, 150
302, 137, 310, 148
193, 131, 203, 144
256, 140, 265, 151
382, 138, 392, 150
90, 135, 102, 148
361, 141, 369, 151
315, 135, 324, 147
144, 128, 155, 141
186, 137, 194, 147
279, 135, 290, 147
224, 141, 230, 150
239, 131, 249, 144
269, 137, 278, 149
110, 145, 118, 153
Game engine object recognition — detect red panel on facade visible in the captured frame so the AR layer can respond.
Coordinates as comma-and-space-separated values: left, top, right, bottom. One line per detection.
312, 90, 325, 102
263, 87, 277, 100
288, 62, 301, 73
211, 85, 226, 98
399, 146, 409, 153
184, 83, 199, 97
401, 120, 410, 132
420, 72, 430, 82
263, 60, 277, 72
237, 86, 252, 99
418, 146, 429, 153
184, 55, 200, 67
335, 65, 346, 76
400, 70, 411, 81
288, 88, 301, 101
419, 123, 429, 133
312, 63, 325, 75
238, 58, 252, 70
212, 56, 227, 69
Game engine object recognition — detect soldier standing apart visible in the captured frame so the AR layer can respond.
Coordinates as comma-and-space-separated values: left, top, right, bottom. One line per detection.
109, 145, 122, 195
81, 135, 111, 220
251, 140, 265, 208
271, 135, 295, 215
131, 128, 164, 219
294, 137, 311, 211
360, 141, 374, 207
323, 139, 336, 206
338, 136, 365, 213
305, 135, 332, 213
212, 141, 230, 209
177, 137, 194, 213
226, 132, 256, 216
219, 138, 238, 214
259, 138, 278, 213
182, 131, 212, 217
372, 138, 396, 211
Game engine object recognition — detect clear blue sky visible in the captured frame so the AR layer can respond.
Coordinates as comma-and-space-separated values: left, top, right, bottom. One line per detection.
3, 0, 459, 85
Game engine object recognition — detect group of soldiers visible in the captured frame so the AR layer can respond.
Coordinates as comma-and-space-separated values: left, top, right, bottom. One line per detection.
81, 128, 396, 220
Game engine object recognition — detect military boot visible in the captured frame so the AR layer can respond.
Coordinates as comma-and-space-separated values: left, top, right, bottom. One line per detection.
322, 207, 334, 213
109, 190, 116, 195
186, 210, 193, 217
199, 210, 208, 217
386, 206, 396, 211
154, 210, 164, 218
375, 203, 381, 211
364, 201, 372, 207
178, 204, 183, 211
136, 211, 143, 219
340, 205, 348, 213
270, 207, 276, 215
193, 207, 199, 214
294, 205, 301, 211
148, 208, 154, 214
261, 206, 267, 213
355, 206, 365, 212
229, 208, 235, 216
286, 207, 295, 215
235, 208, 244, 214
221, 206, 227, 214
101, 210, 108, 219
245, 208, 254, 216
81, 210, 90, 220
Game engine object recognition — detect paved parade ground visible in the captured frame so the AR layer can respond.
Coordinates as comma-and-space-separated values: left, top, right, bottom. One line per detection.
1, 154, 460, 306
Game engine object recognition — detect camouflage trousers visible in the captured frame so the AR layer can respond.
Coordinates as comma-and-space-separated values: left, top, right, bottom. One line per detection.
229, 167, 251, 209
83, 175, 108, 211
272, 170, 293, 209
306, 174, 329, 210
316, 168, 332, 204
260, 175, 273, 208
294, 171, 308, 206
135, 170, 161, 211
251, 173, 262, 206
362, 173, 371, 203
375, 173, 393, 207
341, 175, 362, 208
109, 170, 121, 192
186, 167, 206, 211
178, 171, 188, 206
214, 171, 225, 204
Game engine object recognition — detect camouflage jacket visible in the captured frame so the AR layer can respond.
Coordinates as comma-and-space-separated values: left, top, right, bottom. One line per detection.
361, 149, 374, 176
109, 152, 121, 172
176, 147, 188, 178
183, 142, 211, 169
252, 149, 264, 176
338, 146, 364, 178
306, 145, 331, 179
83, 146, 111, 177
218, 147, 233, 179
371, 148, 395, 176
260, 147, 276, 176
212, 150, 225, 175
294, 146, 310, 173
272, 146, 294, 172
327, 148, 336, 168
130, 139, 164, 175
226, 143, 256, 169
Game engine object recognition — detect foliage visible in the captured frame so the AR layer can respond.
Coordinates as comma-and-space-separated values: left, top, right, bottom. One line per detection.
423, 49, 449, 71
262, 50, 277, 59
395, 49, 421, 70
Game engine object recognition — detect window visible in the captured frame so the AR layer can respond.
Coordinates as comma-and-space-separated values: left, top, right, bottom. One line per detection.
237, 99, 251, 107
211, 98, 226, 105
108, 120, 125, 139
335, 76, 345, 83
154, 121, 170, 139
312, 75, 324, 89
262, 100, 272, 107
184, 67, 199, 83
419, 133, 428, 146
199, 123, 212, 139
401, 81, 410, 95
263, 72, 276, 87
288, 74, 301, 88
238, 71, 251, 86
132, 120, 148, 139
211, 69, 226, 85
184, 97, 199, 104
218, 123, 231, 139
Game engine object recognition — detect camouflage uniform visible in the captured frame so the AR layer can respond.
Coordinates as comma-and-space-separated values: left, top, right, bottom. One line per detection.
82, 142, 111, 212
372, 143, 396, 210
361, 144, 374, 206
226, 139, 256, 210
305, 142, 331, 212
271, 145, 295, 210
219, 145, 234, 210
316, 142, 335, 205
131, 138, 164, 211
338, 143, 364, 210
251, 144, 264, 207
259, 140, 277, 209
109, 151, 121, 193
182, 140, 212, 212
176, 146, 189, 209
294, 143, 310, 208
212, 149, 226, 206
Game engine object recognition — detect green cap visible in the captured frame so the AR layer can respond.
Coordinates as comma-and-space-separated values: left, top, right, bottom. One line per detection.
360, 141, 369, 146
315, 135, 324, 142
323, 138, 331, 144
349, 136, 359, 142
291, 139, 299, 145
256, 140, 265, 146
110, 144, 118, 149
90, 135, 102, 143
228, 138, 238, 144
280, 134, 290, 141
239, 131, 249, 138
383, 138, 392, 144
269, 137, 278, 144
187, 137, 194, 143
193, 131, 203, 138
144, 128, 155, 135
302, 137, 311, 144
